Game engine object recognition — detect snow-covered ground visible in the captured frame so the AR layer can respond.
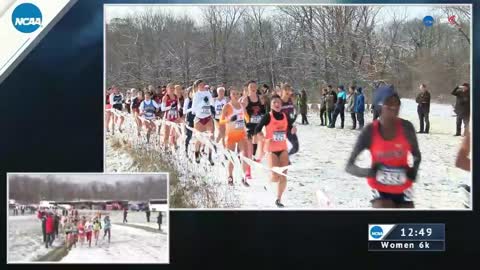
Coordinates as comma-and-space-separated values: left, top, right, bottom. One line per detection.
61, 225, 168, 263
8, 210, 168, 263
105, 99, 471, 209
8, 215, 65, 262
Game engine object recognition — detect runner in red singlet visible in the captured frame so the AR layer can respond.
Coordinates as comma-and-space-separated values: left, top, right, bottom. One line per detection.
346, 85, 421, 208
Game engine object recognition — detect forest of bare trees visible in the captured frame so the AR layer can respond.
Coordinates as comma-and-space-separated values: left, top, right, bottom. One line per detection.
106, 5, 470, 101
9, 175, 168, 203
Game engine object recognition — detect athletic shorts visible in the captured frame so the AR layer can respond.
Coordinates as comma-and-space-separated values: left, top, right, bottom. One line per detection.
246, 123, 257, 138
371, 188, 413, 204
113, 104, 122, 111
86, 231, 92, 240
194, 116, 212, 125
226, 131, 246, 146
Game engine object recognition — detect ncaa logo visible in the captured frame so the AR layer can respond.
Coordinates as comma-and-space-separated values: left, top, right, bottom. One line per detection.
12, 3, 42, 33
370, 226, 383, 239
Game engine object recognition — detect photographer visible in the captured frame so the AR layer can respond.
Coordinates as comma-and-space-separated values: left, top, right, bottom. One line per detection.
451, 83, 470, 136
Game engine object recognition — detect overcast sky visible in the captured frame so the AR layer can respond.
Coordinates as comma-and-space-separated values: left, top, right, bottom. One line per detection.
105, 4, 467, 26
9, 174, 168, 184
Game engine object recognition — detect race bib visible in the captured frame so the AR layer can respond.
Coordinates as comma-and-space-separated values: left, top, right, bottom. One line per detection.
273, 131, 286, 142
234, 120, 245, 129
216, 104, 223, 115
202, 106, 211, 115
376, 166, 407, 185
250, 115, 262, 124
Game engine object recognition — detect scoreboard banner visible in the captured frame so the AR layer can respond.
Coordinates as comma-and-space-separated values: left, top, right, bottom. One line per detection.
368, 224, 445, 251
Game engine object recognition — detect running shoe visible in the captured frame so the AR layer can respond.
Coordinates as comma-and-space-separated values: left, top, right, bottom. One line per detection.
195, 151, 201, 164
241, 178, 250, 187
275, 199, 285, 208
228, 176, 234, 186
208, 152, 215, 166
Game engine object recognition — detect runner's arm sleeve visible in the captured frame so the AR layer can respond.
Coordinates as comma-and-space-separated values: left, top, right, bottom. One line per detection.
183, 98, 190, 115
109, 94, 114, 105
345, 125, 373, 177
287, 115, 295, 130
139, 101, 144, 112
153, 100, 161, 110
254, 113, 271, 135
402, 120, 421, 180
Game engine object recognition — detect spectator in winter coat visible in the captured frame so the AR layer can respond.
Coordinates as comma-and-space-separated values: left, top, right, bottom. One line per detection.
45, 213, 55, 248
299, 89, 309, 125
38, 211, 47, 243
451, 83, 470, 136
157, 212, 163, 231
416, 83, 431, 134
146, 208, 151, 223
354, 87, 365, 129
326, 89, 335, 125
123, 208, 128, 223
54, 214, 60, 236
346, 86, 357, 129
319, 88, 328, 126
328, 85, 347, 128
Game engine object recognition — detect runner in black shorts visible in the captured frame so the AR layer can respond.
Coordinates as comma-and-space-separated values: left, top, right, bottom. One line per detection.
345, 84, 421, 208
241, 80, 266, 179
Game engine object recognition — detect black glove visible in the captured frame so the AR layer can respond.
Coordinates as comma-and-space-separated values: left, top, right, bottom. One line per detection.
230, 115, 238, 122
203, 96, 209, 103
406, 167, 416, 181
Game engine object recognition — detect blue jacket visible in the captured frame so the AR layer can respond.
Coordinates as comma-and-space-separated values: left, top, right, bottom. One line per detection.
336, 90, 347, 109
355, 93, 365, 113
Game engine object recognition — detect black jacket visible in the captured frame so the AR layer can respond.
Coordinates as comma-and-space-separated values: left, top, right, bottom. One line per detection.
415, 91, 431, 113
451, 87, 470, 116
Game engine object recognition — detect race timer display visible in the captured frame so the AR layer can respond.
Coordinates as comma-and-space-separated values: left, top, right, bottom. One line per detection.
368, 224, 445, 251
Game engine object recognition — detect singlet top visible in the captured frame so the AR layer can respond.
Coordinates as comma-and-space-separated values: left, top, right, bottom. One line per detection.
164, 94, 179, 121
367, 119, 413, 193
140, 100, 159, 120
265, 112, 288, 152
224, 103, 246, 134
192, 90, 214, 119
214, 97, 228, 120
281, 98, 296, 121
246, 95, 266, 124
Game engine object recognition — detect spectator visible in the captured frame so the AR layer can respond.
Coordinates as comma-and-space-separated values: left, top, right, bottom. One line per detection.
54, 213, 60, 237
45, 212, 55, 248
123, 208, 128, 223
346, 86, 357, 129
451, 83, 470, 136
299, 89, 309, 125
354, 87, 365, 129
416, 83, 431, 134
157, 212, 163, 231
146, 207, 151, 223
326, 88, 335, 125
319, 88, 328, 126
328, 85, 346, 129
38, 210, 47, 243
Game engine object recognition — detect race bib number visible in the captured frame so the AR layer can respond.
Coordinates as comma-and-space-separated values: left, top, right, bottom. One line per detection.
376, 166, 407, 185
250, 115, 262, 124
202, 106, 211, 115
273, 131, 286, 142
234, 120, 245, 129
169, 109, 177, 118
216, 104, 223, 116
